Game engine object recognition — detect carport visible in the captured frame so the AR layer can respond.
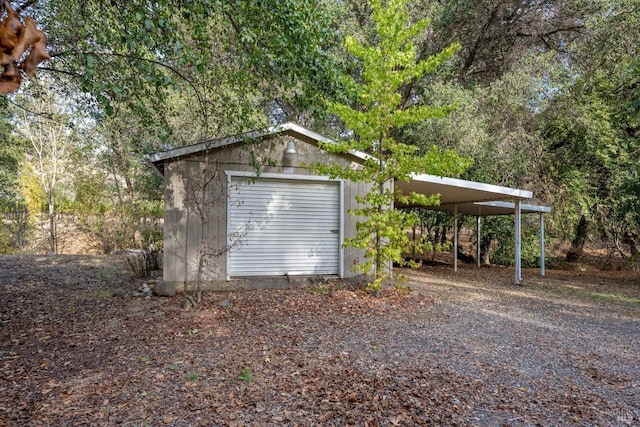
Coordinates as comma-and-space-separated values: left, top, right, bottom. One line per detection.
395, 174, 551, 284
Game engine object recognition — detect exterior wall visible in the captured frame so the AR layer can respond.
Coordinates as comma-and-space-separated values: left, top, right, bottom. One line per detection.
162, 135, 368, 290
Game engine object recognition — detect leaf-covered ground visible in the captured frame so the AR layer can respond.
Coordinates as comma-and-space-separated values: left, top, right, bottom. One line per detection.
1, 255, 638, 426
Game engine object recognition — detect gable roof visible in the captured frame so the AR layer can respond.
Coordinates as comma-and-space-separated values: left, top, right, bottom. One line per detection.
146, 121, 369, 176
147, 122, 547, 215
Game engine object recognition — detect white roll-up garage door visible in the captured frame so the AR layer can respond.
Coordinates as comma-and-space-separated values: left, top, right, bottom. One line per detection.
228, 175, 341, 277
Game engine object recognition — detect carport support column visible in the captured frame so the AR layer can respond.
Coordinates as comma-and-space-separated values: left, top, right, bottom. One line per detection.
453, 205, 458, 272
540, 213, 546, 277
476, 216, 481, 268
514, 199, 522, 284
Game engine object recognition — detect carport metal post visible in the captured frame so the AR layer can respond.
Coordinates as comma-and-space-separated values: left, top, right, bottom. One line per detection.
514, 199, 522, 284
540, 213, 545, 277
453, 205, 458, 272
476, 216, 481, 268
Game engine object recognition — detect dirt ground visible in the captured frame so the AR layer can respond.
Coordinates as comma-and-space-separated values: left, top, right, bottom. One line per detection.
1, 255, 638, 426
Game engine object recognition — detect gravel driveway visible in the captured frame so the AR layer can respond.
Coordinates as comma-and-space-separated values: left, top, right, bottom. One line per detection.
1, 255, 638, 426
398, 265, 640, 425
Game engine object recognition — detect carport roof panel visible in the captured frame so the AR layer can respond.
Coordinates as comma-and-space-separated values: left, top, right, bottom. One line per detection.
395, 174, 533, 207
426, 201, 551, 216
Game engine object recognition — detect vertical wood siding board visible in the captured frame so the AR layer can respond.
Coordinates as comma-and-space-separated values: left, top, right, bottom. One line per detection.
177, 160, 189, 283
214, 156, 228, 280
163, 165, 175, 282
174, 163, 188, 283
170, 161, 188, 283
186, 160, 201, 282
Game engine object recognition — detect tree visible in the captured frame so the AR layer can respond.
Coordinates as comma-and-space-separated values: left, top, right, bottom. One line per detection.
26, 1, 341, 137
4, 0, 635, 266
387, 0, 640, 265
0, 115, 22, 207
0, 114, 27, 254
311, 0, 469, 291
540, 0, 640, 262
14, 79, 78, 254
421, 0, 592, 85
67, 110, 165, 253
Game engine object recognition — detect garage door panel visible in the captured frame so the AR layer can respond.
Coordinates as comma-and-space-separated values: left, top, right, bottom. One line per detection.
228, 176, 340, 277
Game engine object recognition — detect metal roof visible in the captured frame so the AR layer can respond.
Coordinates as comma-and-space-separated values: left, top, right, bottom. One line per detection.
394, 176, 551, 216
395, 174, 533, 207
415, 200, 552, 216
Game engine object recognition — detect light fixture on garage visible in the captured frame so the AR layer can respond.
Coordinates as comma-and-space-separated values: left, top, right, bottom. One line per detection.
284, 141, 297, 174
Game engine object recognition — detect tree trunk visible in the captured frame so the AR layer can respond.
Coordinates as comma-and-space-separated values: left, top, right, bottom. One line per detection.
566, 215, 589, 262
110, 133, 140, 250
480, 235, 492, 265
48, 191, 56, 254
623, 232, 638, 257
481, 251, 491, 265
631, 239, 638, 258
124, 174, 141, 248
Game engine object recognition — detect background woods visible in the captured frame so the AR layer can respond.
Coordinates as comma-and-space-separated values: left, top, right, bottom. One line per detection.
0, 0, 637, 267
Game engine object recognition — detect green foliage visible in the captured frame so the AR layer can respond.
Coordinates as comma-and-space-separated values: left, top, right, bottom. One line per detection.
18, 162, 47, 217
398, 0, 640, 260
221, 0, 341, 111
311, 0, 469, 290
3, 0, 343, 255
308, 286, 329, 295
238, 367, 253, 383
404, 209, 452, 259
542, 56, 639, 247
0, 225, 17, 254
614, 170, 640, 235
0, 120, 23, 207
491, 222, 544, 269
393, 276, 412, 293
31, 0, 340, 138
0, 198, 29, 254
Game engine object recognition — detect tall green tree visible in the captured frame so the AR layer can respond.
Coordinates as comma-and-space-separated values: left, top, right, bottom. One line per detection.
311, 0, 469, 291
541, 0, 640, 261
0, 117, 22, 208
27, 0, 340, 137
68, 110, 164, 252
0, 114, 26, 254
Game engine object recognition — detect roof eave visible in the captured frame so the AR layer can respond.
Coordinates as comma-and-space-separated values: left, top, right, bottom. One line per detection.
409, 173, 533, 200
